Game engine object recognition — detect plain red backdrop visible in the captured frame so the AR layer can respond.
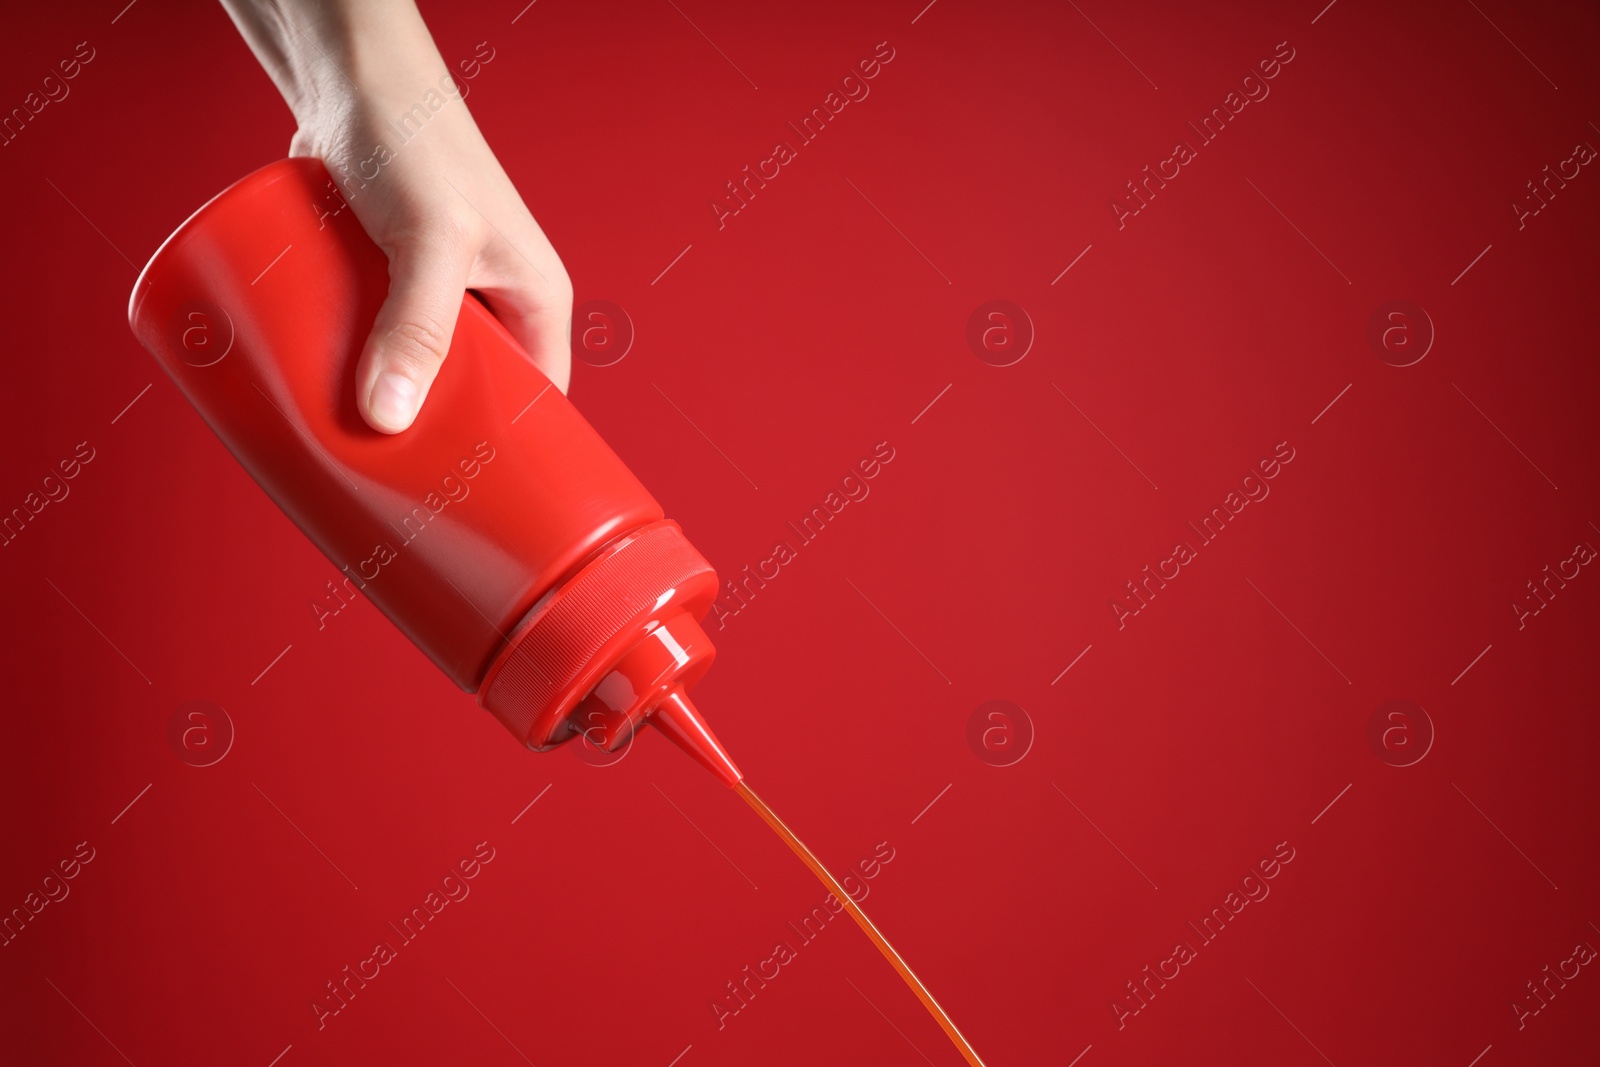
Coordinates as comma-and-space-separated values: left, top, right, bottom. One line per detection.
3, 1, 1598, 1064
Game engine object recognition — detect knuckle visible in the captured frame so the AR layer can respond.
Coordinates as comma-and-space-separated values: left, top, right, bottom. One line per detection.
383, 315, 452, 368
392, 211, 476, 261
438, 211, 479, 250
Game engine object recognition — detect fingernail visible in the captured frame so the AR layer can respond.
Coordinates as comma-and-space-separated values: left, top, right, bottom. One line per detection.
370, 372, 420, 431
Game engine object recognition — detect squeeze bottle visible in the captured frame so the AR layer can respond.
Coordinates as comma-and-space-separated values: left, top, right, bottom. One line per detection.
127, 156, 740, 782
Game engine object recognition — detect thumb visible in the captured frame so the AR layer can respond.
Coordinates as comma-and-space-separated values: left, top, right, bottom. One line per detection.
357, 233, 472, 434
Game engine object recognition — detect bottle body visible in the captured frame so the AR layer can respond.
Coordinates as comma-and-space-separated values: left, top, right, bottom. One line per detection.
129, 158, 719, 751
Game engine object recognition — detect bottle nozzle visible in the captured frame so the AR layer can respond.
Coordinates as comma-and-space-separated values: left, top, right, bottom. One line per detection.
648, 688, 743, 787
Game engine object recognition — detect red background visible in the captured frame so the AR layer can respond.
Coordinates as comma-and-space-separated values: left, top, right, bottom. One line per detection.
3, 1, 1599, 1064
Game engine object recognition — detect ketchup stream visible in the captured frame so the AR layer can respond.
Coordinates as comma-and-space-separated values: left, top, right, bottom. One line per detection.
734, 781, 988, 1067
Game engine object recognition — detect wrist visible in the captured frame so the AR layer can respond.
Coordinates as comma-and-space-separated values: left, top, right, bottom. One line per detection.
326, 4, 449, 106
265, 2, 447, 128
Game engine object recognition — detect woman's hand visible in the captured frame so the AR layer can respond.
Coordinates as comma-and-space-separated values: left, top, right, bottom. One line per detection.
221, 0, 572, 433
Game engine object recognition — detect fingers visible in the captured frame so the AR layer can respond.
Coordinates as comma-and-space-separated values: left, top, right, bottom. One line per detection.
356, 228, 473, 434
472, 241, 574, 396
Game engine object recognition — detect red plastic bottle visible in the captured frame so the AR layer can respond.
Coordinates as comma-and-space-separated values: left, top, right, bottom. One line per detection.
128, 157, 740, 784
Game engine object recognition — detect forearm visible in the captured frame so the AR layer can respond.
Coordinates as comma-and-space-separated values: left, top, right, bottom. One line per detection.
218, 0, 444, 123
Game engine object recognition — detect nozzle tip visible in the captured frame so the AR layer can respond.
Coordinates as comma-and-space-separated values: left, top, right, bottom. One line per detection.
649, 688, 743, 787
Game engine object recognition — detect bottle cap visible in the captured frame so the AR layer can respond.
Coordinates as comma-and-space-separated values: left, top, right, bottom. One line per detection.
478, 519, 719, 752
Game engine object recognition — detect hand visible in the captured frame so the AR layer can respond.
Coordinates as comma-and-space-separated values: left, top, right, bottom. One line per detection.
221, 0, 572, 433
